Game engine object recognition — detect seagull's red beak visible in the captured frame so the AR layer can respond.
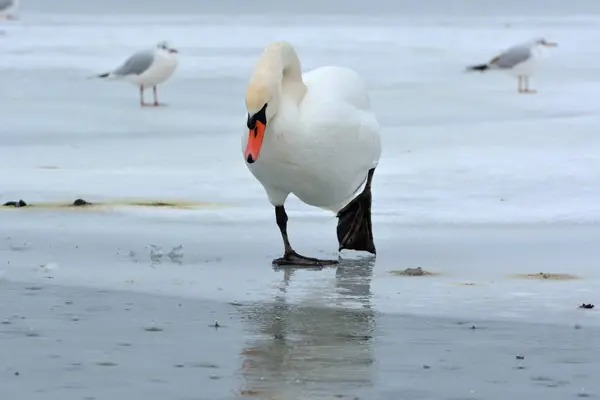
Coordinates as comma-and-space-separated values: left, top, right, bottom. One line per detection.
245, 120, 266, 164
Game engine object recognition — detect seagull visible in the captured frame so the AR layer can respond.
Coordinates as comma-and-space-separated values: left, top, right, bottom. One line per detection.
466, 37, 558, 94
95, 41, 179, 107
0, 0, 19, 20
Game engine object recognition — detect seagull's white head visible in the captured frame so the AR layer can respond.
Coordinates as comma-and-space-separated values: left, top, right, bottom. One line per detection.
532, 37, 558, 47
156, 41, 178, 54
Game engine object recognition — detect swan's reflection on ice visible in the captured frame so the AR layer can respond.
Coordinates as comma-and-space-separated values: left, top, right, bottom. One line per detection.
237, 258, 376, 399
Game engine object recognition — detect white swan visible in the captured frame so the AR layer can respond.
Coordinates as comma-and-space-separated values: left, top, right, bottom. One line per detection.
242, 41, 381, 266
95, 41, 179, 107
467, 37, 558, 93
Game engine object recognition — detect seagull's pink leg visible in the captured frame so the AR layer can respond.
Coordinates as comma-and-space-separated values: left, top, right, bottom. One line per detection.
140, 85, 151, 107
153, 86, 159, 106
522, 76, 537, 94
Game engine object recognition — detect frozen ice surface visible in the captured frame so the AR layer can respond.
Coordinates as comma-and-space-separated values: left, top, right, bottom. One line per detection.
2, 1, 600, 225
1, 0, 600, 398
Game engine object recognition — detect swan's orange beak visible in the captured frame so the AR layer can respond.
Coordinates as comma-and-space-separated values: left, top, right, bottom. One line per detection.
245, 121, 266, 164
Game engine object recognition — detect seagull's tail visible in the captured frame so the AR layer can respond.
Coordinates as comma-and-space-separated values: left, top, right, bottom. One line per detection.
86, 72, 112, 80
466, 63, 490, 72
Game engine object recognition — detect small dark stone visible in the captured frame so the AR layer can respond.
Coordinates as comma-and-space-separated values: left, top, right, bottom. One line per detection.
96, 361, 118, 367
579, 303, 594, 309
73, 198, 91, 206
470, 325, 476, 330
398, 267, 431, 276
14, 372, 19, 376
575, 324, 583, 329
3, 200, 27, 207
189, 362, 219, 369
516, 355, 525, 360
423, 365, 431, 369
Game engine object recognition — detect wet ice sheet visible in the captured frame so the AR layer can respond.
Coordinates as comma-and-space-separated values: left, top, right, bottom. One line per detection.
1, 277, 598, 400
1, 210, 599, 327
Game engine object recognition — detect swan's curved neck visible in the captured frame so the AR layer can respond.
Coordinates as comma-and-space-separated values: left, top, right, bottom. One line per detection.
250, 42, 307, 109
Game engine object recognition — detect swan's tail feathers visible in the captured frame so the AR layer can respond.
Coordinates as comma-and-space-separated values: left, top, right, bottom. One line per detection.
336, 168, 376, 255
466, 63, 490, 72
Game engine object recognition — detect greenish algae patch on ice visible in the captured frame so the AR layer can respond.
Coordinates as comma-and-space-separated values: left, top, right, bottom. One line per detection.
1, 199, 234, 211
507, 272, 580, 281
389, 267, 441, 277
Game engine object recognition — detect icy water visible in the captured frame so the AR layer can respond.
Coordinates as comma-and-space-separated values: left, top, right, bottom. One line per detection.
1, 277, 599, 400
2, 0, 600, 398
2, 219, 600, 399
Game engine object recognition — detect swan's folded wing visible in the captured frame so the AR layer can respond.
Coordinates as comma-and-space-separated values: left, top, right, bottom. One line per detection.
113, 50, 155, 77
489, 45, 532, 69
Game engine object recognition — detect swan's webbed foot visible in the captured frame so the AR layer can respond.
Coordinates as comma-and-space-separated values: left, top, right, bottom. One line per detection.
273, 205, 339, 268
273, 251, 338, 267
336, 168, 376, 254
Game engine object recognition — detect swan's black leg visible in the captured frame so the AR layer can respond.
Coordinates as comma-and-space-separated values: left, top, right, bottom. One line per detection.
336, 168, 376, 254
272, 205, 339, 267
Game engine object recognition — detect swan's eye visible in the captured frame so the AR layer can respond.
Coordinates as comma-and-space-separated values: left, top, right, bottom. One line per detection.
255, 104, 267, 124
247, 104, 268, 130
247, 114, 256, 130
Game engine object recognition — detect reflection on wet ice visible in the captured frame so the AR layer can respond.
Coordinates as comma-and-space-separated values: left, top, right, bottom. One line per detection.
237, 258, 376, 399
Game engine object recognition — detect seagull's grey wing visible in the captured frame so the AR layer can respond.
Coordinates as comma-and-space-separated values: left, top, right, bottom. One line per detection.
490, 45, 532, 69
112, 50, 155, 76
0, 0, 15, 11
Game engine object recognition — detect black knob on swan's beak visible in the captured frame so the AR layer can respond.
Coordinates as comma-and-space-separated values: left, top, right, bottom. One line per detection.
246, 154, 255, 164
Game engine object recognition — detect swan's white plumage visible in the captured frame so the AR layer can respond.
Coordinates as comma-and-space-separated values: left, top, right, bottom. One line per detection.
242, 42, 381, 213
